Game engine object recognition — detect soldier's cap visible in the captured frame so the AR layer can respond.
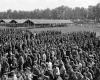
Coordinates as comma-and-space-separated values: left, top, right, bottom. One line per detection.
3, 72, 8, 75
41, 63, 46, 67
53, 63, 58, 66
34, 60, 37, 63
10, 70, 16, 75
26, 67, 31, 70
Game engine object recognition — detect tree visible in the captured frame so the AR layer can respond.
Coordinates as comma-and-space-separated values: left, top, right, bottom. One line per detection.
94, 3, 100, 22
88, 6, 95, 19
6, 9, 12, 19
0, 3, 99, 20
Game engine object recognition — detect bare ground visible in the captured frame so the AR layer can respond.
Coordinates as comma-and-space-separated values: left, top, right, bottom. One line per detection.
0, 24, 100, 34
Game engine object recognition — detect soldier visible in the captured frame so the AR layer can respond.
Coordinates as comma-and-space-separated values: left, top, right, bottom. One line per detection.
0, 62, 1, 79
25, 67, 33, 80
82, 73, 90, 80
18, 55, 24, 71
1, 73, 8, 80
53, 63, 63, 80
1, 58, 9, 75
84, 67, 93, 80
59, 60, 68, 80
45, 59, 54, 80
12, 70, 18, 80
32, 60, 40, 80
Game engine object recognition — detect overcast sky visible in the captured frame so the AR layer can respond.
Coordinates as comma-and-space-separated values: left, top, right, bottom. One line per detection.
0, 0, 99, 11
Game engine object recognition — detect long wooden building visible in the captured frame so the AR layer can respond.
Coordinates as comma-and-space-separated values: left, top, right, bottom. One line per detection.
0, 19, 73, 27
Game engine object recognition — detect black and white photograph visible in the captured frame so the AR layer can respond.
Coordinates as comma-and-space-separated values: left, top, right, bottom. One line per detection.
0, 0, 100, 80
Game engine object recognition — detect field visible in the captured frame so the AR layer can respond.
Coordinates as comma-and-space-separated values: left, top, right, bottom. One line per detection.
27, 24, 100, 35
0, 23, 100, 35
29, 25, 94, 33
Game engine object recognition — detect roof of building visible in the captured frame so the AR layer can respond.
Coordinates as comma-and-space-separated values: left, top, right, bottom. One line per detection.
9, 20, 17, 23
0, 19, 5, 23
3, 19, 12, 23
1, 19, 73, 24
15, 19, 27, 23
31, 19, 73, 24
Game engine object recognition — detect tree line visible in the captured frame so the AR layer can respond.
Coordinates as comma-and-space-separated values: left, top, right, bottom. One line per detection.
0, 3, 100, 22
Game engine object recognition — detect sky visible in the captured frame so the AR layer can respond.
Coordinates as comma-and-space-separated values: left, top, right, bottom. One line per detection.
0, 0, 99, 11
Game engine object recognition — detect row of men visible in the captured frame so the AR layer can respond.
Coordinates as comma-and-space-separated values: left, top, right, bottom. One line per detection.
0, 29, 100, 80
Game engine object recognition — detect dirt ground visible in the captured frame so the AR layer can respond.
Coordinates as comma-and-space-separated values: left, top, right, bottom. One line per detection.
28, 24, 100, 33
0, 23, 100, 34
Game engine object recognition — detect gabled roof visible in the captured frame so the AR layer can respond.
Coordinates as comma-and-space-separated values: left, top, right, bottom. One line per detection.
3, 19, 26, 23
3, 19, 12, 23
9, 20, 17, 23
1, 19, 73, 24
24, 19, 34, 24
15, 19, 27, 23
30, 19, 73, 24
0, 19, 5, 23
